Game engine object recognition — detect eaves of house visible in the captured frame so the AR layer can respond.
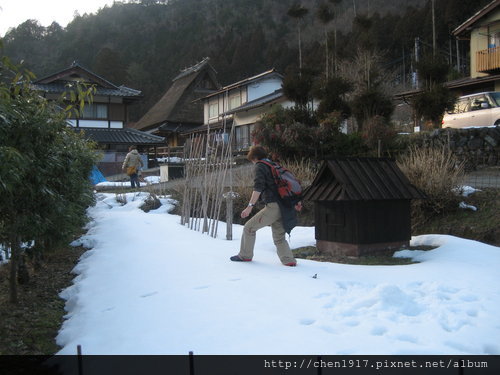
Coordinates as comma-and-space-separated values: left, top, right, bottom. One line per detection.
223, 89, 285, 115
33, 62, 142, 101
453, 0, 500, 38
73, 127, 165, 146
201, 69, 282, 101
394, 73, 500, 101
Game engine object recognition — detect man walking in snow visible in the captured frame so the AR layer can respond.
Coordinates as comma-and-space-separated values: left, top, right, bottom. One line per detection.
230, 146, 299, 266
122, 145, 144, 188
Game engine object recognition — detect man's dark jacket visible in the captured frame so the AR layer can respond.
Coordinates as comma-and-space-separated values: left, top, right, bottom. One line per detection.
254, 160, 297, 234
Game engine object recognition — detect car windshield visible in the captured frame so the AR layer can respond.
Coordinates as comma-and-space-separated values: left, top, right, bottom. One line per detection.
490, 92, 500, 107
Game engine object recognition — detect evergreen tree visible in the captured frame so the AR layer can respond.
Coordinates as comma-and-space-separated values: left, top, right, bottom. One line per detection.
411, 54, 456, 128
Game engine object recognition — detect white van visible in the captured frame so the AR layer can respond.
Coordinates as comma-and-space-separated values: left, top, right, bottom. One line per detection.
442, 92, 500, 128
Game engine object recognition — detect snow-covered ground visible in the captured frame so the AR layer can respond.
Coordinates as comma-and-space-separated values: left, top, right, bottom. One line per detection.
55, 192, 500, 355
95, 175, 161, 187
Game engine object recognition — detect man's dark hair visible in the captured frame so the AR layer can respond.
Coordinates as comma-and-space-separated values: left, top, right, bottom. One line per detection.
247, 145, 268, 161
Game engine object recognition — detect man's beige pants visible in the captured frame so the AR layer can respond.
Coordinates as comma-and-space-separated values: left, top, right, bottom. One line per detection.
239, 202, 296, 264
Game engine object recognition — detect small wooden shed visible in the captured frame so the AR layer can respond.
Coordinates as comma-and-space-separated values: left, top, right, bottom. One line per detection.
303, 158, 426, 257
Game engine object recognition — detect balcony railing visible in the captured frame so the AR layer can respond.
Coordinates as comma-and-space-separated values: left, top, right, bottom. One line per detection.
477, 47, 500, 73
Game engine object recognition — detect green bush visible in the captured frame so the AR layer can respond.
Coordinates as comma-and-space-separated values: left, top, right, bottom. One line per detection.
253, 106, 367, 160
0, 50, 98, 302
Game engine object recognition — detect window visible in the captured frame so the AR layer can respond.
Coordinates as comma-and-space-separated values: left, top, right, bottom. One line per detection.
489, 32, 500, 49
209, 102, 218, 118
82, 103, 108, 119
234, 124, 255, 150
229, 94, 241, 110
452, 99, 470, 114
490, 92, 500, 107
470, 95, 489, 111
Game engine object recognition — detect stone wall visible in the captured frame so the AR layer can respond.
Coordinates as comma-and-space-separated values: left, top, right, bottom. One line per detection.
412, 127, 500, 170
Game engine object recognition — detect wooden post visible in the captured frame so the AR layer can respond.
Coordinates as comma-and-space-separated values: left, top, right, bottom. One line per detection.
77, 345, 83, 375
223, 191, 239, 241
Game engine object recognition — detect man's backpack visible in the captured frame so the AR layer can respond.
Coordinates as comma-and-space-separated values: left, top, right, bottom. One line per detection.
258, 160, 302, 206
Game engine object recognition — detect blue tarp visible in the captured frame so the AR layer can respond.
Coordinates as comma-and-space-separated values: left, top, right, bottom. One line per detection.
90, 166, 107, 185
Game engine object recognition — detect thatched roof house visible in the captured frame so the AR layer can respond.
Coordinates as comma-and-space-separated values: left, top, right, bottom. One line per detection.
133, 58, 220, 146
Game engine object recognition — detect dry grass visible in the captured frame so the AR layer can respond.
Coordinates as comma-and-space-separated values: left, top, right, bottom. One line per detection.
280, 158, 317, 190
397, 145, 466, 227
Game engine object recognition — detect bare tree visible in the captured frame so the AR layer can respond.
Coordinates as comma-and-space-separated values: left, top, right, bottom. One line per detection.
316, 0, 343, 79
288, 3, 309, 74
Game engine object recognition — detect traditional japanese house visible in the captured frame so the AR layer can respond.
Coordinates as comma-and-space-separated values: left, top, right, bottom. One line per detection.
133, 57, 220, 148
31, 62, 165, 176
303, 158, 426, 257
184, 69, 293, 152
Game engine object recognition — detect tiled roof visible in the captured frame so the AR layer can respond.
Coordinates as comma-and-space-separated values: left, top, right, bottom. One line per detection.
158, 122, 201, 133
73, 127, 165, 145
31, 82, 142, 98
180, 119, 233, 135
303, 158, 426, 201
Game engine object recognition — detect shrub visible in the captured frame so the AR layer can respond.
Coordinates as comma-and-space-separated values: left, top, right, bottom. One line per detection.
361, 115, 397, 153
0, 50, 98, 302
397, 145, 465, 227
254, 107, 367, 160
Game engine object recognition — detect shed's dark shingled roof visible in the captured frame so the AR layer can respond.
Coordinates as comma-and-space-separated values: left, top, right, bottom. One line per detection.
303, 158, 426, 201
73, 128, 165, 145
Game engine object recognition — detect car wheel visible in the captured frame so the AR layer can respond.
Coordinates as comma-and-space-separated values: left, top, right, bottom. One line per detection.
495, 120, 500, 126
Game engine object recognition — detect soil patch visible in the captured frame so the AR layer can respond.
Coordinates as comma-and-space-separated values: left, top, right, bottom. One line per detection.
0, 245, 85, 354
293, 246, 437, 265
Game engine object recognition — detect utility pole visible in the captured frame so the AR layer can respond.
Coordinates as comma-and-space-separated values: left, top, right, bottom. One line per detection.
414, 37, 420, 89
432, 0, 436, 57
402, 46, 406, 88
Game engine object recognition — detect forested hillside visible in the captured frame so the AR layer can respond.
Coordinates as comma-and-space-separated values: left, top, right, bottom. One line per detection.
1, 0, 491, 120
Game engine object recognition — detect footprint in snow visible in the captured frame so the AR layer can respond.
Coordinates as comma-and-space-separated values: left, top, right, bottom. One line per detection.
300, 318, 316, 326
314, 292, 331, 299
460, 294, 478, 302
194, 285, 210, 290
370, 326, 388, 336
345, 320, 360, 327
396, 334, 418, 344
466, 309, 478, 317
140, 291, 159, 298
320, 325, 337, 334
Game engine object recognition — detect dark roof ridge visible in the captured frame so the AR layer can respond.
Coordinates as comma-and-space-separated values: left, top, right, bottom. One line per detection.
35, 61, 120, 89
173, 57, 216, 82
